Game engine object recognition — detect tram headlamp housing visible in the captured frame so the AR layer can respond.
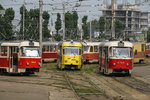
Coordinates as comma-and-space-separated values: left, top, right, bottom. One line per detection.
65, 60, 67, 62
26, 62, 29, 66
113, 63, 116, 66
76, 60, 78, 63
126, 63, 129, 67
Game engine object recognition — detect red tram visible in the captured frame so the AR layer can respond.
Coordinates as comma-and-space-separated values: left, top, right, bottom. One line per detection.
146, 43, 150, 57
99, 41, 133, 75
83, 42, 101, 63
42, 42, 58, 62
0, 41, 41, 74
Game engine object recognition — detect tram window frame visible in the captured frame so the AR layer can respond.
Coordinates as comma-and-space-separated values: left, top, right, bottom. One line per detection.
1, 46, 7, 56
20, 47, 25, 56
50, 45, 53, 52
94, 46, 98, 52
142, 44, 145, 52
109, 47, 112, 57
53, 45, 57, 52
90, 46, 93, 52
135, 49, 137, 55
42, 46, 46, 52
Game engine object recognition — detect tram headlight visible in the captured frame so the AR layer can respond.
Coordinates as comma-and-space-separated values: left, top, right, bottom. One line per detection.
113, 63, 116, 66
126, 63, 129, 67
38, 63, 41, 66
26, 62, 29, 66
65, 60, 67, 62
76, 60, 78, 63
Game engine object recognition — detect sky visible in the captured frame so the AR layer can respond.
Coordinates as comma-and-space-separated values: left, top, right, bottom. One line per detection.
0, 0, 150, 31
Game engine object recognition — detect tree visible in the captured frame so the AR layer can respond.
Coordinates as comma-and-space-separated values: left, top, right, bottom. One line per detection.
55, 13, 61, 33
115, 19, 124, 39
82, 16, 89, 40
19, 6, 50, 41
99, 16, 105, 34
43, 11, 50, 41
65, 11, 78, 40
54, 13, 62, 41
0, 5, 15, 40
54, 33, 62, 41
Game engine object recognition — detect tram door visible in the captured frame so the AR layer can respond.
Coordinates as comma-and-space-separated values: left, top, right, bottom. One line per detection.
9, 46, 18, 72
105, 47, 108, 73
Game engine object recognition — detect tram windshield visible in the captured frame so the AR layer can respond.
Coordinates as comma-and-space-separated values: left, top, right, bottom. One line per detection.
22, 47, 40, 57
63, 47, 81, 55
111, 47, 131, 58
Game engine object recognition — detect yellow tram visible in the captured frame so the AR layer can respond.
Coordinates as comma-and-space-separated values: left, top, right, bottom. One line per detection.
57, 41, 83, 70
133, 42, 146, 63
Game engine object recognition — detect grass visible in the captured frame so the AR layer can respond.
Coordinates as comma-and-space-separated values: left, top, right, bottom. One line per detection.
134, 57, 150, 67
83, 67, 94, 73
75, 88, 100, 93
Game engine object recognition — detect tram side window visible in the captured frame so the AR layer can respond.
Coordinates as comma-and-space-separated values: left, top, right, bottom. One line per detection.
1, 46, 7, 56
50, 46, 53, 52
13, 47, 18, 53
42, 46, 46, 52
109, 47, 112, 57
94, 46, 98, 52
90, 46, 93, 52
53, 45, 56, 52
21, 47, 25, 56
135, 49, 137, 55
47, 46, 50, 52
142, 44, 145, 52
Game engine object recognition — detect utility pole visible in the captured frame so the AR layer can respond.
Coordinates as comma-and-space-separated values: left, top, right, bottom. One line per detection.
111, 0, 115, 39
90, 21, 92, 41
39, 0, 43, 65
63, 2, 65, 41
23, 0, 25, 40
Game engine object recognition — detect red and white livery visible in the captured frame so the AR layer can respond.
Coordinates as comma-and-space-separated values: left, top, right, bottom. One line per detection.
42, 42, 58, 62
83, 42, 101, 63
99, 41, 133, 75
0, 41, 41, 74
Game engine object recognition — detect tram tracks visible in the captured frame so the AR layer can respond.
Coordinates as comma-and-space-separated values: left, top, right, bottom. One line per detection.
63, 71, 110, 100
114, 75, 150, 95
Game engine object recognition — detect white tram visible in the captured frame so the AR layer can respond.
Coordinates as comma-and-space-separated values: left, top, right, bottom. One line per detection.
83, 42, 101, 63
99, 41, 133, 75
0, 40, 41, 74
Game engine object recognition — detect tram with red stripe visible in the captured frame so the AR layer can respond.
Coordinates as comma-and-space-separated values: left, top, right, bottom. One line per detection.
0, 41, 41, 74
42, 42, 58, 62
146, 43, 150, 57
99, 41, 133, 75
83, 42, 101, 63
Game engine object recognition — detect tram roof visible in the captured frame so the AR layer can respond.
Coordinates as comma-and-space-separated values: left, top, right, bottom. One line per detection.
99, 41, 133, 47
82, 42, 101, 46
58, 41, 82, 47
0, 40, 39, 47
42, 41, 58, 46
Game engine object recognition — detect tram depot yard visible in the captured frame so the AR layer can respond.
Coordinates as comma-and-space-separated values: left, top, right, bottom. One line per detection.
0, 57, 150, 100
